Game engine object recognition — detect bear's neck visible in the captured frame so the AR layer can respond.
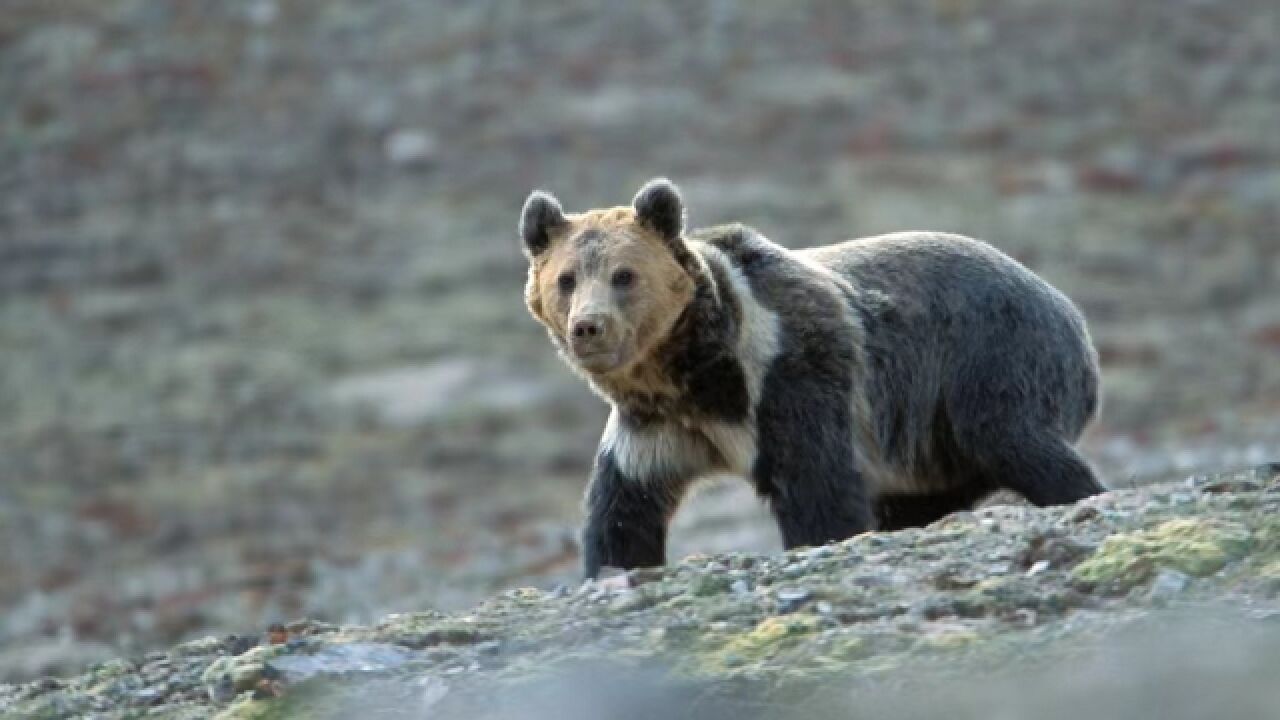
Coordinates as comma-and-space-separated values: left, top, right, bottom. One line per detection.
591, 247, 748, 426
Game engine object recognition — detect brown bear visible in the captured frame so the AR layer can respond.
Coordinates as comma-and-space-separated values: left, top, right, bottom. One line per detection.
520, 178, 1105, 579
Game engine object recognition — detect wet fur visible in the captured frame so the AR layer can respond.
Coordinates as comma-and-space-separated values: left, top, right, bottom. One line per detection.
520, 180, 1105, 578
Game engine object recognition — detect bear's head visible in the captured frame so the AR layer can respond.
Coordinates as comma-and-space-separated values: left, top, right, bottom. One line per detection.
519, 178, 699, 378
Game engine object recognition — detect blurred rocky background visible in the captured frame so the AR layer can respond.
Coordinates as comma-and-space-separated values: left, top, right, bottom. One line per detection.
0, 0, 1277, 683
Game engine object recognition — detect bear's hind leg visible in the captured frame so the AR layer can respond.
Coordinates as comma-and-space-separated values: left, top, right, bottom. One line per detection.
873, 483, 992, 531
973, 430, 1105, 507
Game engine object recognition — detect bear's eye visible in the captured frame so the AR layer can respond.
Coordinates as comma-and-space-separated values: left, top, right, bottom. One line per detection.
557, 272, 576, 294
611, 269, 635, 288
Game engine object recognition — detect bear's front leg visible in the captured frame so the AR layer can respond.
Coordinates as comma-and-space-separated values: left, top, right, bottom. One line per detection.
753, 381, 873, 549
580, 446, 680, 579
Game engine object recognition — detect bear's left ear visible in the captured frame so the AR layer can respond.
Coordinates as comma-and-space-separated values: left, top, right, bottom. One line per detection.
632, 177, 684, 241
519, 190, 567, 259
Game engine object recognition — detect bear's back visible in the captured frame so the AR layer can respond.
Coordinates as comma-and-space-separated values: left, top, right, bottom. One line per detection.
805, 231, 1100, 462
804, 232, 1091, 360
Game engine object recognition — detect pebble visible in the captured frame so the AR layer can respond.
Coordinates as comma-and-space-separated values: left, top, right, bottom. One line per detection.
628, 567, 666, 587
609, 590, 655, 614
1070, 506, 1101, 523
1027, 560, 1051, 576
781, 561, 812, 579
1147, 569, 1191, 605
776, 587, 813, 613
132, 685, 165, 705
691, 574, 731, 597
269, 643, 413, 683
206, 674, 236, 705
1201, 478, 1262, 494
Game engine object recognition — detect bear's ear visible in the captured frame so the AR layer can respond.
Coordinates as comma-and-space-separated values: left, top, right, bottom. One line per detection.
632, 177, 684, 240
519, 190, 567, 258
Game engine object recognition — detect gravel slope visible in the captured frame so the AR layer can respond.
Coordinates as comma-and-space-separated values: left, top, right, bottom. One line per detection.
2, 463, 1277, 719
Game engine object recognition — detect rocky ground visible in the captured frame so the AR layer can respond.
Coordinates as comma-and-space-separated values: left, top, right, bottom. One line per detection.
3, 464, 1279, 719
2, 0, 1279, 684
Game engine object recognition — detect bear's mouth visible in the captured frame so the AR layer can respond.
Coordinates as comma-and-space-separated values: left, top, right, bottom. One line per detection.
569, 333, 634, 374
573, 347, 623, 374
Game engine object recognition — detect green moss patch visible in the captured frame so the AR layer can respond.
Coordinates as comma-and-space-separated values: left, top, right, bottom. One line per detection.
698, 614, 824, 672
1072, 518, 1253, 593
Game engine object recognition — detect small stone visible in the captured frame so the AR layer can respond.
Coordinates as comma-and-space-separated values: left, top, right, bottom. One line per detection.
206, 674, 236, 705
92, 658, 135, 678
1200, 478, 1262, 494
691, 574, 731, 597
1027, 560, 1051, 576
1147, 569, 1191, 605
132, 685, 166, 705
230, 663, 265, 692
266, 623, 288, 645
776, 587, 812, 613
1012, 608, 1038, 627
628, 567, 665, 587
223, 635, 256, 656
174, 636, 223, 657
1069, 506, 1100, 524
933, 567, 980, 590
609, 590, 656, 613
1017, 530, 1095, 569
730, 579, 751, 595
597, 573, 630, 593
34, 676, 63, 691
781, 561, 811, 579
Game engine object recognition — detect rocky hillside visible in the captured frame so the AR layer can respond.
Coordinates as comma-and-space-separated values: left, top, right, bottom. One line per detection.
3, 0, 1279, 684
3, 463, 1277, 719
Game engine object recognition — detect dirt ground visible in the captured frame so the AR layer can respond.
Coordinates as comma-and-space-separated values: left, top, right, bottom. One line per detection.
1, 0, 1278, 681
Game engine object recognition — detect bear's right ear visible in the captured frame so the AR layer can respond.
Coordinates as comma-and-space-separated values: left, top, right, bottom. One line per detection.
519, 190, 567, 258
632, 177, 684, 241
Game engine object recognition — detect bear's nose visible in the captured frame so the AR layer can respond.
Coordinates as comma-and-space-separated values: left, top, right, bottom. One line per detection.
572, 317, 606, 339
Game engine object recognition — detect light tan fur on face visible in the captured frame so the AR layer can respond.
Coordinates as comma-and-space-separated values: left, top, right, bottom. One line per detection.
525, 206, 695, 402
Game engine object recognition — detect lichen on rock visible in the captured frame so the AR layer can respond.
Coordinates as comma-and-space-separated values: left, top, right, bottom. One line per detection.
1071, 517, 1254, 593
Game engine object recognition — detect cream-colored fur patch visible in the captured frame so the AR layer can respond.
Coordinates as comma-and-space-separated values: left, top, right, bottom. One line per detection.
700, 421, 758, 475
601, 410, 711, 482
714, 247, 782, 413
702, 245, 782, 474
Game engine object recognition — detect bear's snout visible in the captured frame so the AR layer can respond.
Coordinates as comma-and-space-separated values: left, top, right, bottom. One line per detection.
572, 316, 606, 340
568, 313, 622, 371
